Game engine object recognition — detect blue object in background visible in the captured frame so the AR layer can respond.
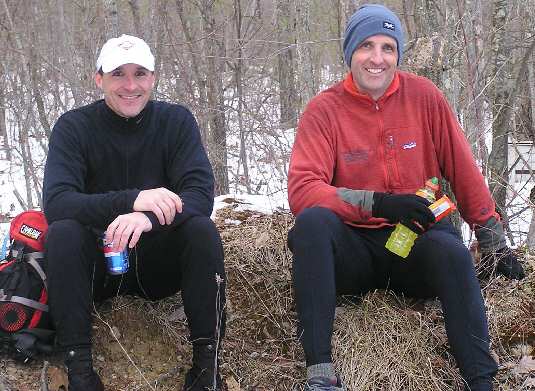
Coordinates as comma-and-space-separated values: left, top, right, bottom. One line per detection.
0, 232, 9, 261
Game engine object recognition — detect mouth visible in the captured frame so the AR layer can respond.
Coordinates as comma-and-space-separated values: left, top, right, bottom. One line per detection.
365, 68, 384, 74
119, 94, 142, 101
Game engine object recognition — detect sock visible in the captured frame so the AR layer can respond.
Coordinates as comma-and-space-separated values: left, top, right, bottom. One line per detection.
307, 362, 336, 380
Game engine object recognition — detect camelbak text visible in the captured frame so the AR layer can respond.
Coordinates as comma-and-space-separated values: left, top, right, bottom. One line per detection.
19, 224, 42, 240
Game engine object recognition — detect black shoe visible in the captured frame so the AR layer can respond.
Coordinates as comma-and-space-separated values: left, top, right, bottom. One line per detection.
68, 369, 105, 391
65, 348, 104, 391
183, 344, 222, 391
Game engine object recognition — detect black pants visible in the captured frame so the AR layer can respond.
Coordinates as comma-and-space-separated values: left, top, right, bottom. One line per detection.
45, 216, 226, 349
288, 207, 497, 390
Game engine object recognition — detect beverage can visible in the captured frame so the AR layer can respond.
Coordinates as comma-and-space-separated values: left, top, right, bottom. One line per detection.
101, 237, 129, 275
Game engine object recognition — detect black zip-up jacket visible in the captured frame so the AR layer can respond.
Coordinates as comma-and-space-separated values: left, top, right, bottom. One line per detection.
43, 99, 214, 231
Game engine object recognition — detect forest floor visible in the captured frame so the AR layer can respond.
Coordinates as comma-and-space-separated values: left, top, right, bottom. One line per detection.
1, 204, 535, 391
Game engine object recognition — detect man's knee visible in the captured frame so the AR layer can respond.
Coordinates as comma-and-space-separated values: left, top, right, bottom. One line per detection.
180, 216, 222, 247
289, 207, 342, 248
419, 229, 475, 277
45, 219, 94, 268
176, 217, 224, 271
46, 219, 91, 250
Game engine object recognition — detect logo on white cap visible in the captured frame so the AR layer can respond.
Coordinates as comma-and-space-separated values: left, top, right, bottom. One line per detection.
118, 40, 135, 50
96, 34, 155, 73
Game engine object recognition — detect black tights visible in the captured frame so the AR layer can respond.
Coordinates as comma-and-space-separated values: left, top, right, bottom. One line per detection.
45, 216, 226, 350
288, 207, 496, 391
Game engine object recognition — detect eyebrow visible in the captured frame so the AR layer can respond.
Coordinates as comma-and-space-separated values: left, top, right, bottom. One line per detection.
360, 39, 397, 47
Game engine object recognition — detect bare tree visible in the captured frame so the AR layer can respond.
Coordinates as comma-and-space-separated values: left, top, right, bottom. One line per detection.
231, 0, 251, 193
0, 71, 10, 161
103, 0, 120, 37
296, 0, 319, 105
276, 0, 298, 129
199, 0, 229, 195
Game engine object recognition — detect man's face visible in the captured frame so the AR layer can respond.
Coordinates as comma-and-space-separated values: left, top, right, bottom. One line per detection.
94, 63, 155, 118
350, 34, 398, 101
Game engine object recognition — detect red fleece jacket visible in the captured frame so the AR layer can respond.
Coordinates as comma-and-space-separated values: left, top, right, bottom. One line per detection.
288, 71, 498, 228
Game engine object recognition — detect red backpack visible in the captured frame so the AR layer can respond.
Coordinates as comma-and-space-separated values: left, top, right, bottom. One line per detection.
0, 210, 54, 362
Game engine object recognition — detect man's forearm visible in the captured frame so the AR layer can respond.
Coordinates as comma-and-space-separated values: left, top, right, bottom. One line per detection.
44, 188, 140, 228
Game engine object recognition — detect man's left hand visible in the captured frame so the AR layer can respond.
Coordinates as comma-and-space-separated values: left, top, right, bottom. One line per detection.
480, 247, 525, 280
106, 212, 153, 251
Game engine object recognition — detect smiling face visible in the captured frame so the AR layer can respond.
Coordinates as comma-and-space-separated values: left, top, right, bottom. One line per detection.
94, 63, 155, 118
350, 34, 398, 101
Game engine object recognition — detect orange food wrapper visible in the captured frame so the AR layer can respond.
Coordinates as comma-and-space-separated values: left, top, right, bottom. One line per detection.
429, 195, 456, 221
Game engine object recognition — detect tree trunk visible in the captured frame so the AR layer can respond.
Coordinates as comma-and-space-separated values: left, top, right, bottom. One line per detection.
176, 0, 209, 144
200, 0, 228, 195
529, 50, 535, 138
459, 0, 488, 165
296, 0, 318, 106
233, 0, 251, 193
0, 77, 10, 160
488, 0, 510, 217
128, 0, 143, 38
28, 33, 51, 142
276, 0, 298, 129
527, 186, 535, 250
57, 0, 84, 106
103, 0, 119, 37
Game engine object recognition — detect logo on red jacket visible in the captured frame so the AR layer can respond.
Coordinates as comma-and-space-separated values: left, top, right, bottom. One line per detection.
402, 141, 417, 150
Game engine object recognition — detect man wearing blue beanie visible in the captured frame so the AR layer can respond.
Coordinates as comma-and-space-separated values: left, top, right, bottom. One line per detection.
288, 3, 523, 391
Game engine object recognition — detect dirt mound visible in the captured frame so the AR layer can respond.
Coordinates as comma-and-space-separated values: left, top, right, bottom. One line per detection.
2, 205, 534, 390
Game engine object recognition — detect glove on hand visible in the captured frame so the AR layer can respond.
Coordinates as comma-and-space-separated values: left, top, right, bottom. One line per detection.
372, 192, 435, 232
480, 246, 525, 280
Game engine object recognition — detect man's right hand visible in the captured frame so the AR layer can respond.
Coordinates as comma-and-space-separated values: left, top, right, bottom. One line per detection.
106, 212, 153, 251
372, 192, 435, 232
133, 187, 183, 225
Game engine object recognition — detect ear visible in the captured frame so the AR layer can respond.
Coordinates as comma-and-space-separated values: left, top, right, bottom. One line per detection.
94, 72, 103, 89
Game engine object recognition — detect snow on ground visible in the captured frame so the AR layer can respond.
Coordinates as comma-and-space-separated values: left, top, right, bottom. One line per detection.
213, 192, 289, 220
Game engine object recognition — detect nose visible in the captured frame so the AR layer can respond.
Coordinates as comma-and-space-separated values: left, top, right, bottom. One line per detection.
369, 47, 384, 64
123, 74, 137, 91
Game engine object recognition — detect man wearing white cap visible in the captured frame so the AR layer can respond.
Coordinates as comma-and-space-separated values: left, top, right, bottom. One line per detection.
43, 35, 225, 391
287, 4, 523, 391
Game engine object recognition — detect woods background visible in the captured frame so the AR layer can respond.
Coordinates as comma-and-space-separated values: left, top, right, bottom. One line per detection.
1, 0, 534, 246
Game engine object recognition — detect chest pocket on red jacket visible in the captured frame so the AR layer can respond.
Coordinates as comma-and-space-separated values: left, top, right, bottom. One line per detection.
384, 127, 424, 189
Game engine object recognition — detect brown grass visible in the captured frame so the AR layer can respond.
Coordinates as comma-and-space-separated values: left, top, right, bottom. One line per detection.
7, 205, 533, 391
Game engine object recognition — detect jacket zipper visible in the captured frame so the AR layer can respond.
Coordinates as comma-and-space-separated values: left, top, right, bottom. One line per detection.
376, 102, 390, 191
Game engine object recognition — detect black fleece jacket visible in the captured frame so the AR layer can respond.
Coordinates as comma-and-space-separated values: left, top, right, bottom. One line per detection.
43, 99, 214, 231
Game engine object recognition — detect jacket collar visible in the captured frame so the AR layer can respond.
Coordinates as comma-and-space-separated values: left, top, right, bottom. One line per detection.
98, 99, 153, 132
342, 71, 400, 105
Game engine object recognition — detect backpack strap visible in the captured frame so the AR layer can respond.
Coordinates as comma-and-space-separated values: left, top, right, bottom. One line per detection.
0, 251, 49, 312
24, 252, 47, 291
0, 293, 49, 312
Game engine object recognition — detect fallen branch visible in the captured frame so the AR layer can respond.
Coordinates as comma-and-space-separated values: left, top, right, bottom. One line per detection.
0, 375, 11, 391
40, 361, 49, 391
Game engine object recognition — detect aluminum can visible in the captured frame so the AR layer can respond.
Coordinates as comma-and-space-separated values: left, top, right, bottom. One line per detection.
101, 237, 129, 275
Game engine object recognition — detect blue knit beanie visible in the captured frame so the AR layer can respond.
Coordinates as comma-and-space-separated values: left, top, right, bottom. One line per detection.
343, 4, 404, 66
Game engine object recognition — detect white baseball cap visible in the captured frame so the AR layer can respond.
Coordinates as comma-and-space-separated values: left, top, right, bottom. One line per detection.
96, 34, 155, 73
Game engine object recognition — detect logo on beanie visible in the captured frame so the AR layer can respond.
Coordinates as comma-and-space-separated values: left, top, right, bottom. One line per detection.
383, 21, 395, 30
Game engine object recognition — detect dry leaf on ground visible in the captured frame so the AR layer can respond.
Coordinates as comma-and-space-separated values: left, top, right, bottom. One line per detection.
48, 365, 68, 391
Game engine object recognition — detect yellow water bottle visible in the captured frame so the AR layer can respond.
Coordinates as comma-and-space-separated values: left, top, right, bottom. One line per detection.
385, 177, 439, 258
385, 223, 418, 258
